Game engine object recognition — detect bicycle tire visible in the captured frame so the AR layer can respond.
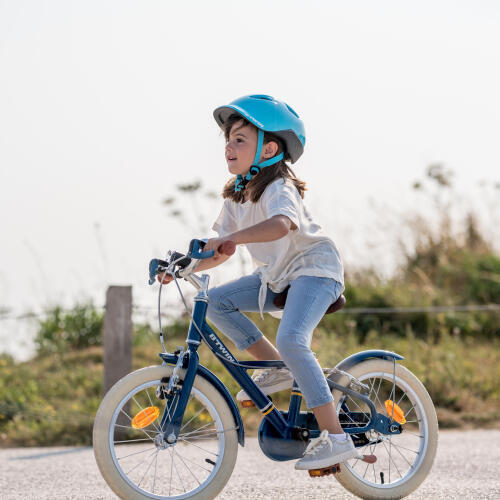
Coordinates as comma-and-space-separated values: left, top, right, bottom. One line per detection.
331, 359, 438, 499
93, 365, 238, 499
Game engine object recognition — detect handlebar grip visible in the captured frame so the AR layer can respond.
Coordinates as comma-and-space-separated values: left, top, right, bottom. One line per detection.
218, 240, 236, 256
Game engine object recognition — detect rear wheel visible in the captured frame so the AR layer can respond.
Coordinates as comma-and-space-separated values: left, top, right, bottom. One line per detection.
331, 359, 438, 499
93, 366, 239, 499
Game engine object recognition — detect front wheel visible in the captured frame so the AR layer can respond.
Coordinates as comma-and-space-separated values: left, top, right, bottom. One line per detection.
331, 359, 438, 499
93, 365, 239, 499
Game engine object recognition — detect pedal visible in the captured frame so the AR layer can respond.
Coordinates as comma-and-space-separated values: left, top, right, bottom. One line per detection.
361, 454, 377, 464
308, 463, 341, 477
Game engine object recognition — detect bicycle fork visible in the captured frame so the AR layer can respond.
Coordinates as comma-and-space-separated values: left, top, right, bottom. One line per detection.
156, 349, 199, 446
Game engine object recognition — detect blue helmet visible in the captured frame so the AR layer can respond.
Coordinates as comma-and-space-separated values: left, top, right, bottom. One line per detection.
213, 94, 306, 164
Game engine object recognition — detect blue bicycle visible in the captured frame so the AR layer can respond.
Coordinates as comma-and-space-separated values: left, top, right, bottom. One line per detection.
93, 239, 438, 499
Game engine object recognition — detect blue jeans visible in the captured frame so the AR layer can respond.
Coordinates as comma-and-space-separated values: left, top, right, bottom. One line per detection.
206, 274, 343, 408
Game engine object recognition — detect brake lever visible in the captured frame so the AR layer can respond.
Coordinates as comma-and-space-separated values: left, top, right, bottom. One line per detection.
148, 258, 169, 285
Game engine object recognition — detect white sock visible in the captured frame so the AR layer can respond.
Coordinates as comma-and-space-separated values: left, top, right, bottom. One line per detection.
329, 432, 347, 441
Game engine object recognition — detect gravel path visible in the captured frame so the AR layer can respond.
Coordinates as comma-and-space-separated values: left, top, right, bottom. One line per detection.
1, 430, 499, 499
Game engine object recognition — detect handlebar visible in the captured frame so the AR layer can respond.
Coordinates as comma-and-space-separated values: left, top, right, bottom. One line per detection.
148, 239, 236, 285
189, 238, 236, 259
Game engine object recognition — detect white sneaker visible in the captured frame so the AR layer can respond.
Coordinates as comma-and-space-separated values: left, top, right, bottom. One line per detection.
236, 368, 294, 401
295, 430, 362, 470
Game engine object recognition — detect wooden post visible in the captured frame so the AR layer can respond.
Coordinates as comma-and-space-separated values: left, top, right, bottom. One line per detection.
103, 286, 132, 395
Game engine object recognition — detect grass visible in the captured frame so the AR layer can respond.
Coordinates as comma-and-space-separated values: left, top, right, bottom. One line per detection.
1, 319, 499, 447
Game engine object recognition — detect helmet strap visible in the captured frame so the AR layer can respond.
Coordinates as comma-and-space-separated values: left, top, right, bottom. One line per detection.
234, 130, 284, 192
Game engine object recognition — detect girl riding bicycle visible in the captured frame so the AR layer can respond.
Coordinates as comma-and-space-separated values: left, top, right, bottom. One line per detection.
159, 94, 361, 470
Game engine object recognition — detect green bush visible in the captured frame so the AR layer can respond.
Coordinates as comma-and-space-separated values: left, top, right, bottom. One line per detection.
34, 303, 104, 355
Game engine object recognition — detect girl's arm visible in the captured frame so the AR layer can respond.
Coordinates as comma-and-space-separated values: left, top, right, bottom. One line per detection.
227, 215, 295, 245
191, 252, 231, 272
191, 215, 292, 273
205, 215, 294, 253
158, 215, 293, 283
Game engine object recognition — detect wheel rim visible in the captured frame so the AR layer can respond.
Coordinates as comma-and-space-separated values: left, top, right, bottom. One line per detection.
108, 380, 226, 499
336, 370, 429, 489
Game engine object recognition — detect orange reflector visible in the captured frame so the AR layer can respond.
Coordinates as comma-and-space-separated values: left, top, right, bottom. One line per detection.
309, 469, 323, 477
241, 400, 255, 408
308, 464, 340, 477
384, 400, 406, 424
131, 406, 160, 429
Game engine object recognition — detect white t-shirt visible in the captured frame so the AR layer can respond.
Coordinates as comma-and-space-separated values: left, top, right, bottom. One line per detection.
212, 178, 344, 317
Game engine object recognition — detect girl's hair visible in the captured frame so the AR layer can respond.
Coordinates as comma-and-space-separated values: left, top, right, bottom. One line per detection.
221, 114, 307, 203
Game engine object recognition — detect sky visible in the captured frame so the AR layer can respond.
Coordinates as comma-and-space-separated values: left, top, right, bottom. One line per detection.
1, 1, 499, 357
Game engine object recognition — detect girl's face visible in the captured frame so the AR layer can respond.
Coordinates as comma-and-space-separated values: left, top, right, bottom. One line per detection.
225, 120, 259, 176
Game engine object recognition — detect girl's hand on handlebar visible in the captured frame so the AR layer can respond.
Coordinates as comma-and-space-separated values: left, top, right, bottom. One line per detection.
157, 270, 174, 285
204, 238, 236, 259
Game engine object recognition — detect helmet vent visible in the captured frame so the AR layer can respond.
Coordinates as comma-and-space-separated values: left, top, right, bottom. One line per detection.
285, 104, 299, 118
250, 94, 273, 101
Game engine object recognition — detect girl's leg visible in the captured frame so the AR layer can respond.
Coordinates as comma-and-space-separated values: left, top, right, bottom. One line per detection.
276, 276, 344, 433
246, 336, 281, 361
206, 274, 280, 355
313, 401, 343, 434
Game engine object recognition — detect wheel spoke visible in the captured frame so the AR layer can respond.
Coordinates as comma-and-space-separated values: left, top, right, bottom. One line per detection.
123, 448, 157, 476
180, 403, 206, 432
363, 458, 370, 479
146, 386, 157, 410
339, 408, 359, 428
374, 376, 384, 406
396, 390, 407, 406
390, 440, 416, 468
169, 437, 174, 497
162, 393, 182, 433
114, 424, 156, 438
381, 439, 403, 479
132, 395, 161, 433
404, 403, 417, 418
179, 430, 219, 441
389, 440, 420, 454
174, 446, 203, 486
119, 408, 157, 442
389, 437, 391, 483
334, 365, 434, 494
180, 420, 215, 438
117, 446, 157, 461
169, 447, 187, 493
99, 372, 238, 499
368, 377, 385, 410
137, 450, 159, 487
171, 449, 213, 473
152, 450, 158, 494
349, 441, 371, 467
114, 437, 154, 444
404, 431, 424, 438
177, 436, 219, 456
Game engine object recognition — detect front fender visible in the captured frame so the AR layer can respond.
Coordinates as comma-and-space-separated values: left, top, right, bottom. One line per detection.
335, 349, 404, 373
196, 365, 245, 447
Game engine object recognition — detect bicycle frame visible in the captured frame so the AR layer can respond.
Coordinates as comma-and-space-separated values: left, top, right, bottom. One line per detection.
154, 272, 397, 447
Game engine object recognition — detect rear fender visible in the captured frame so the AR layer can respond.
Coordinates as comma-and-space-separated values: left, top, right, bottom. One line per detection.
335, 349, 404, 373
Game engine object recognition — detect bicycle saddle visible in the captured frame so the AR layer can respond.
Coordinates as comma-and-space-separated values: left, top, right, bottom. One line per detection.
273, 287, 346, 314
